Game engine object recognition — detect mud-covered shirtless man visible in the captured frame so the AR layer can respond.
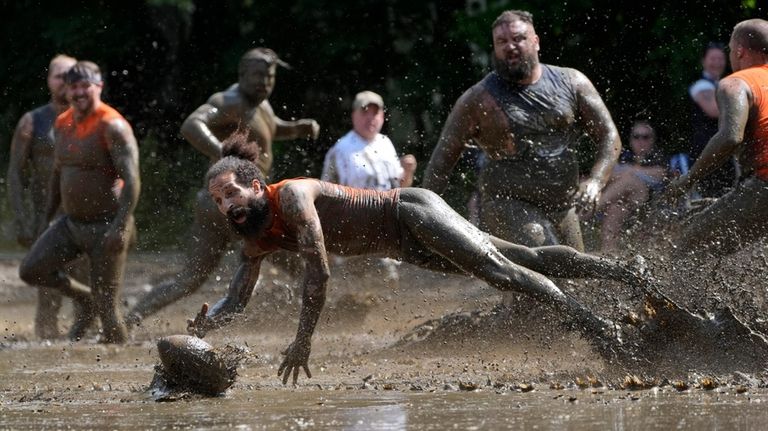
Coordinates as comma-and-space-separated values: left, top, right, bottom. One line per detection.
19, 61, 140, 343
7, 54, 77, 339
666, 19, 768, 256
126, 48, 320, 326
423, 10, 620, 251
187, 137, 646, 385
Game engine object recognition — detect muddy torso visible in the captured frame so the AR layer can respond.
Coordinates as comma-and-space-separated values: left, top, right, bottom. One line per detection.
54, 104, 126, 222
246, 180, 401, 257
473, 66, 582, 209
211, 86, 277, 175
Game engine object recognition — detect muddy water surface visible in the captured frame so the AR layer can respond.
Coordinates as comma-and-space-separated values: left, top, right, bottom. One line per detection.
3, 250, 768, 430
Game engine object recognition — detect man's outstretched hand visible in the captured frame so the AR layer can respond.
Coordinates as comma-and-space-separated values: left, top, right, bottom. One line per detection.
278, 339, 312, 385
187, 303, 211, 338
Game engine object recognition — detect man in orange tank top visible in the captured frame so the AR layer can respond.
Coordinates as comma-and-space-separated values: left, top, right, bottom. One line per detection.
667, 19, 768, 255
18, 61, 141, 344
186, 136, 654, 385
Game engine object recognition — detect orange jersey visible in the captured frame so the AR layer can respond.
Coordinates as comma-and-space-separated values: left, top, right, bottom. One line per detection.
53, 103, 130, 219
254, 179, 292, 252
254, 179, 402, 256
729, 65, 768, 179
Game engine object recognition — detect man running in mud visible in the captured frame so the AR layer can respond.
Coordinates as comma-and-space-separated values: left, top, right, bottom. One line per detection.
423, 10, 620, 251
7, 54, 76, 339
126, 48, 320, 327
19, 61, 140, 343
666, 19, 768, 256
187, 136, 646, 385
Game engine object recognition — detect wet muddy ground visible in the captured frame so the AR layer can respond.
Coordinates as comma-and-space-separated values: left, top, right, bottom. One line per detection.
2, 245, 768, 429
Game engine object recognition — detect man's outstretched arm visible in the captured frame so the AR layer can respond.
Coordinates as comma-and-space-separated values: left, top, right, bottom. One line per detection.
276, 181, 329, 385
188, 254, 264, 337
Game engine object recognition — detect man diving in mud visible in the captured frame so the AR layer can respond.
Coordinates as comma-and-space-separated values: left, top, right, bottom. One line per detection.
423, 10, 620, 251
187, 135, 648, 385
666, 19, 768, 256
125, 48, 320, 327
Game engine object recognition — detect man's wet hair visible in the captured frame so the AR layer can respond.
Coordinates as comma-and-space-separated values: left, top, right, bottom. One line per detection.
239, 47, 291, 75
64, 61, 102, 84
492, 10, 534, 30
732, 19, 768, 55
205, 131, 266, 189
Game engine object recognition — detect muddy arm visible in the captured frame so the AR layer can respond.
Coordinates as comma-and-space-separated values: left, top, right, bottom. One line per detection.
180, 95, 229, 162
422, 90, 478, 194
104, 119, 141, 253
572, 70, 621, 213
672, 77, 750, 191
188, 254, 264, 337
6, 112, 34, 245
277, 182, 329, 384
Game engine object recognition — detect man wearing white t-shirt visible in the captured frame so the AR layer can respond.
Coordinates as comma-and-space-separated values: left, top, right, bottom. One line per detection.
322, 91, 416, 190
322, 91, 416, 287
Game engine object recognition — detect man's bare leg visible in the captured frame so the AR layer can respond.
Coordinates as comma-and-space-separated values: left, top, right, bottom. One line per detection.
19, 218, 95, 340
398, 189, 616, 338
489, 238, 642, 284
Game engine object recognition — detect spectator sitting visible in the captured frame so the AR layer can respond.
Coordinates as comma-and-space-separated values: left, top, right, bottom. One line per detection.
597, 120, 667, 252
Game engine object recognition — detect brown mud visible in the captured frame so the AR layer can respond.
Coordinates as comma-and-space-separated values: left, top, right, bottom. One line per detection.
2, 240, 768, 428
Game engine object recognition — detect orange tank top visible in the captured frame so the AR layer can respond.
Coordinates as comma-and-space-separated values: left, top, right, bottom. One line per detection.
730, 64, 768, 179
254, 179, 293, 252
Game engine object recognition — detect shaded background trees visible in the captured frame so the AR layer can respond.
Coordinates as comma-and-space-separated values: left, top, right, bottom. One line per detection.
0, 0, 761, 249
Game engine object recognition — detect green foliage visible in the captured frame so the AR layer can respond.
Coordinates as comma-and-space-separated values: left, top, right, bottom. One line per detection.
0, 0, 764, 247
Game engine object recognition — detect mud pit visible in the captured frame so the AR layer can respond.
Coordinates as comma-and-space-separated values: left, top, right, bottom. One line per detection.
2, 246, 768, 429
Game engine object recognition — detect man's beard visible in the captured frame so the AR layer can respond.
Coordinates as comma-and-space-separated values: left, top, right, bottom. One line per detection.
228, 197, 271, 238
492, 51, 538, 83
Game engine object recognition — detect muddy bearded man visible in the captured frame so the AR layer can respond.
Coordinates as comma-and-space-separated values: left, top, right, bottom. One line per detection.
7, 54, 76, 339
666, 19, 768, 255
19, 61, 140, 343
125, 48, 320, 327
423, 10, 620, 251
187, 136, 645, 385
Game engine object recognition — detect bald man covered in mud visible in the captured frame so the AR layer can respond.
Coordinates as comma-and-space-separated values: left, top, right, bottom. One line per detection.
666, 19, 768, 256
19, 61, 140, 343
126, 48, 319, 326
423, 10, 620, 250
187, 136, 647, 385
7, 54, 76, 339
